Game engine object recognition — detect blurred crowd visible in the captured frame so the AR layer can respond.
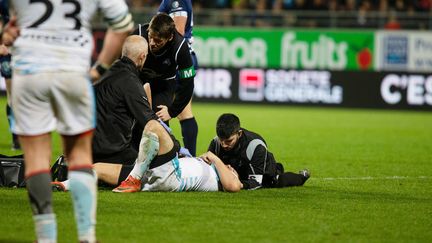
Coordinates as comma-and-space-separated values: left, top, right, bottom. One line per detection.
126, 0, 432, 29
196, 0, 432, 12
128, 0, 432, 12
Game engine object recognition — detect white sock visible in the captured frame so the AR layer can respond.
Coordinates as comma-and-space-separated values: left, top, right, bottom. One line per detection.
69, 170, 97, 243
33, 213, 57, 243
60, 179, 70, 191
129, 132, 159, 180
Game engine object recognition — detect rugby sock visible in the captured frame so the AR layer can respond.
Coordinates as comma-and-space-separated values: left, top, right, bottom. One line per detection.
68, 168, 97, 243
180, 117, 198, 156
276, 172, 306, 187
118, 165, 134, 185
33, 214, 57, 243
55, 179, 71, 191
129, 132, 159, 180
26, 172, 57, 242
62, 179, 70, 190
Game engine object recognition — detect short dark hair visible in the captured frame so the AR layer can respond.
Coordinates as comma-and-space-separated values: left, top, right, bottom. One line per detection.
216, 113, 240, 139
149, 13, 176, 40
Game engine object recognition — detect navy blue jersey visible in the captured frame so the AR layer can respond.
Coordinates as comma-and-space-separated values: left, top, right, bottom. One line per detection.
158, 0, 193, 41
133, 24, 195, 118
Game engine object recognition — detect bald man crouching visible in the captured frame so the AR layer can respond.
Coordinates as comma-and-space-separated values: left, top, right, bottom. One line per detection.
52, 35, 162, 190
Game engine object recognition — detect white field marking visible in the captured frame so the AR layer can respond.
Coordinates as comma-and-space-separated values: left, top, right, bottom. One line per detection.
311, 176, 431, 181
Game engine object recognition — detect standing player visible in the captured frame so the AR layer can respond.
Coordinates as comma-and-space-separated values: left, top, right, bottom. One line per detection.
7, 1, 133, 242
132, 13, 196, 155
158, 0, 199, 156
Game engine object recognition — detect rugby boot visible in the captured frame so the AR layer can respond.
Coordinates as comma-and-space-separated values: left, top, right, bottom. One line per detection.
112, 175, 141, 193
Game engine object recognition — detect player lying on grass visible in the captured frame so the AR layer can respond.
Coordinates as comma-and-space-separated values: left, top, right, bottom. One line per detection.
53, 119, 242, 193
51, 34, 241, 192
209, 113, 311, 190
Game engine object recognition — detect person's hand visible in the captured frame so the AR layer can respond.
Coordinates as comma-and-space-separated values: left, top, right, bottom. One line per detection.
156, 105, 172, 121
2, 16, 19, 46
200, 151, 216, 165
89, 67, 101, 83
0, 44, 9, 56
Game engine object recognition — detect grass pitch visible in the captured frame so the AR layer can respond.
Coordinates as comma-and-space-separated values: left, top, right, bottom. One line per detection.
0, 96, 431, 242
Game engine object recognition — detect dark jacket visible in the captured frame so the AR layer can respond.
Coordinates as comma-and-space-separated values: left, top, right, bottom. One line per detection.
133, 24, 195, 118
92, 56, 158, 156
208, 128, 282, 190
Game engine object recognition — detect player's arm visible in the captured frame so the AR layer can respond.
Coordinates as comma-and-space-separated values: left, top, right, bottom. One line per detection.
90, 30, 130, 81
172, 15, 187, 36
200, 151, 242, 192
90, 3, 134, 82
168, 41, 195, 118
159, 0, 187, 36
1, 15, 18, 46
240, 145, 267, 190
207, 138, 217, 154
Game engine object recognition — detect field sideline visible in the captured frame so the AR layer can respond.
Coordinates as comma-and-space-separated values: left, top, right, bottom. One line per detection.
0, 96, 431, 242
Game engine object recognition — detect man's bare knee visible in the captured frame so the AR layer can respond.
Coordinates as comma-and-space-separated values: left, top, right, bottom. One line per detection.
143, 120, 168, 139
143, 120, 160, 133
142, 120, 174, 155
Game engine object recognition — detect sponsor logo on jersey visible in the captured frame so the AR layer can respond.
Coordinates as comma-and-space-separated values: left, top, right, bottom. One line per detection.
172, 1, 180, 9
163, 59, 171, 66
21, 32, 90, 47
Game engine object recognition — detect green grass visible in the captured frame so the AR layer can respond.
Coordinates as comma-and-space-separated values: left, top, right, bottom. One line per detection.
1, 96, 431, 242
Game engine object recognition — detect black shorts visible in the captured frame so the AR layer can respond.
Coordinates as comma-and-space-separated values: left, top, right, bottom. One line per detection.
151, 86, 175, 112
93, 147, 137, 165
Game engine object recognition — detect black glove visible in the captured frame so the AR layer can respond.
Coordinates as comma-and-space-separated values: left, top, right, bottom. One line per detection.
0, 54, 12, 79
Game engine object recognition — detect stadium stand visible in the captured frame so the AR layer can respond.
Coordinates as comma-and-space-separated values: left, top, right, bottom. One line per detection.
125, 0, 432, 29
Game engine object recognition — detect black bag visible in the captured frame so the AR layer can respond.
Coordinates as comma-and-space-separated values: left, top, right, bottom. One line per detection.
0, 154, 26, 187
50, 155, 68, 182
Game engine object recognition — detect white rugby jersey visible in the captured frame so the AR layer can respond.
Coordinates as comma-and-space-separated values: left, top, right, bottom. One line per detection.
142, 157, 221, 192
11, 0, 133, 74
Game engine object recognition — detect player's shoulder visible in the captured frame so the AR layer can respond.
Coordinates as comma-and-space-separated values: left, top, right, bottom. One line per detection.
95, 0, 132, 21
242, 128, 266, 143
172, 32, 189, 50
